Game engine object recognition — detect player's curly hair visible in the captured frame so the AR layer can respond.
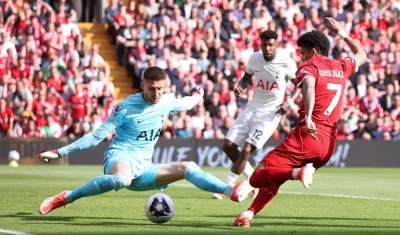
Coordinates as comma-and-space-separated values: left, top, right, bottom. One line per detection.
297, 30, 330, 56
144, 66, 166, 81
260, 30, 278, 41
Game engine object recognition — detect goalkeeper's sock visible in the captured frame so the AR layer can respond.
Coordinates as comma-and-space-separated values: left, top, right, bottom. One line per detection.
247, 185, 280, 216
184, 162, 232, 197
65, 174, 127, 203
249, 167, 293, 188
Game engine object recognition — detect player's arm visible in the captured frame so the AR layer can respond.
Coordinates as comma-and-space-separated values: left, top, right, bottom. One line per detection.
301, 76, 316, 120
325, 17, 367, 70
276, 58, 300, 115
170, 86, 204, 112
276, 85, 302, 115
290, 86, 302, 100
342, 35, 367, 70
286, 57, 302, 102
235, 53, 255, 98
301, 75, 318, 139
238, 72, 253, 90
235, 71, 253, 99
37, 104, 126, 162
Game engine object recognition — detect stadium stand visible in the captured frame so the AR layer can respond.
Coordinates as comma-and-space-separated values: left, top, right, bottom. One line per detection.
2, 0, 400, 141
0, 0, 119, 138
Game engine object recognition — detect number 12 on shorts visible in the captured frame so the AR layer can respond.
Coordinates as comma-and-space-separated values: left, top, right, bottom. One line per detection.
253, 129, 263, 140
324, 83, 342, 116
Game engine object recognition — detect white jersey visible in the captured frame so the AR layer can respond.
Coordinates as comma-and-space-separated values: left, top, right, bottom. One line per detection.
245, 51, 297, 113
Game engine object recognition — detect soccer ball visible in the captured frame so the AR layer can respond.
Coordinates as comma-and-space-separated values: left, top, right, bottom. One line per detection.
145, 193, 175, 224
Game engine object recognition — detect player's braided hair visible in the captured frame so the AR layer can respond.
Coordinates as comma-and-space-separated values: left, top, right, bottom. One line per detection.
144, 66, 167, 81
260, 30, 278, 41
297, 30, 330, 56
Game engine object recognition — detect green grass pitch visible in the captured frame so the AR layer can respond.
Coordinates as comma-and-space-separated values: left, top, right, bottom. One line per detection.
0, 165, 400, 235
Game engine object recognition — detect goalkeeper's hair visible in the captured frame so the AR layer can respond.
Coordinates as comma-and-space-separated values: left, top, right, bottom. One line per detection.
143, 66, 167, 81
297, 30, 330, 56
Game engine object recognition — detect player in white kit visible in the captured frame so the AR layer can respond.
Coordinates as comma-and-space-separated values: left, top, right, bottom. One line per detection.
213, 30, 300, 200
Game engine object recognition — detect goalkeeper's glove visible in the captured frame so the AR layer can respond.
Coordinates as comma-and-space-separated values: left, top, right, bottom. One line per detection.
189, 86, 204, 97
37, 150, 61, 163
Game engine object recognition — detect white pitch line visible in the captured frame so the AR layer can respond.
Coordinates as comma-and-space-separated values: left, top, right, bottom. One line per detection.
0, 229, 35, 235
171, 183, 400, 202
279, 191, 400, 201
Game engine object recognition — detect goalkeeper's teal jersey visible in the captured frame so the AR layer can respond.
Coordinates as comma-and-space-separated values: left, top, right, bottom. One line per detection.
105, 93, 173, 158
58, 92, 202, 162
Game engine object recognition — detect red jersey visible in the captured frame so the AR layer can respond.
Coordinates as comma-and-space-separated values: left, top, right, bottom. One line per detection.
47, 75, 65, 92
11, 65, 31, 80
296, 55, 357, 135
0, 56, 10, 78
0, 107, 13, 133
47, 95, 66, 110
68, 94, 89, 119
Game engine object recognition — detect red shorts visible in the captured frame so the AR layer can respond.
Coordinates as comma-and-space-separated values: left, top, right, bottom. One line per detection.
261, 125, 336, 170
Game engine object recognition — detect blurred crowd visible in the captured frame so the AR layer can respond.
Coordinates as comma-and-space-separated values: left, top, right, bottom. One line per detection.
2, 0, 400, 141
107, 0, 400, 141
0, 0, 115, 139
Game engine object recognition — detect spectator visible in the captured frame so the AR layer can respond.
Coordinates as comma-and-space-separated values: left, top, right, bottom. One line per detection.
40, 114, 62, 138
0, 97, 13, 136
391, 120, 400, 140
66, 118, 83, 139
3, 0, 400, 141
191, 105, 206, 130
176, 116, 194, 139
202, 117, 215, 139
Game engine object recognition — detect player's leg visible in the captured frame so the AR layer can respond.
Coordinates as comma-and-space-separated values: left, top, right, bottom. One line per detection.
65, 161, 133, 202
233, 150, 294, 227
217, 141, 255, 200
233, 128, 330, 227
249, 127, 318, 189
214, 112, 249, 199
230, 112, 281, 198
232, 184, 280, 227
221, 139, 242, 184
39, 157, 133, 215
222, 139, 241, 163
151, 161, 253, 202
232, 163, 281, 227
249, 154, 314, 189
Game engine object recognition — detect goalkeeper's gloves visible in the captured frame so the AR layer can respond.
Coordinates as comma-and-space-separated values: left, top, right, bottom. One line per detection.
37, 150, 61, 163
189, 86, 204, 97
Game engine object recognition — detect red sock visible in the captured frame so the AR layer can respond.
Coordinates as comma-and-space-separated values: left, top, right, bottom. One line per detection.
248, 185, 280, 215
250, 167, 293, 188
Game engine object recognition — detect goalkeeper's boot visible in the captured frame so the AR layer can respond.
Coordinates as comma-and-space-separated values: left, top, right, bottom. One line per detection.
230, 179, 253, 202
39, 190, 69, 215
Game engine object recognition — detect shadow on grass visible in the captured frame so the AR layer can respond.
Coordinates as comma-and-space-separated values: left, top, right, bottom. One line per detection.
205, 214, 400, 222
3, 212, 400, 235
28, 230, 400, 235
0, 212, 127, 222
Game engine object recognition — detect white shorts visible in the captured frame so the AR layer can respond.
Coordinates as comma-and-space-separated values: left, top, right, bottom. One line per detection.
225, 107, 280, 150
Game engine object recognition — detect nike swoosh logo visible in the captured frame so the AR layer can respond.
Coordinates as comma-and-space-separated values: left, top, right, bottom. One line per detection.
255, 70, 260, 72
138, 120, 144, 123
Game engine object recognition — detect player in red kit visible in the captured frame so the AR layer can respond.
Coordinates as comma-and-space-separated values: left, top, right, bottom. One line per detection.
232, 17, 367, 227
